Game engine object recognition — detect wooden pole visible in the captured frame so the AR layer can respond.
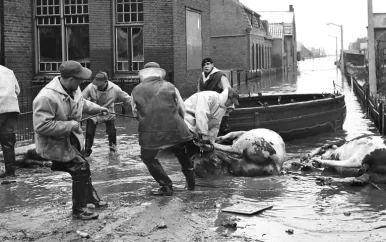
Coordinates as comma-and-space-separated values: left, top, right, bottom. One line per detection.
340, 26, 344, 75
368, 0, 377, 96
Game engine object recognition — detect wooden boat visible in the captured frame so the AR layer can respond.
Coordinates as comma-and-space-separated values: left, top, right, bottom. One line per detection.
228, 93, 346, 141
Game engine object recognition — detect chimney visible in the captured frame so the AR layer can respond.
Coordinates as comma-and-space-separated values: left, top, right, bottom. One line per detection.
289, 5, 294, 12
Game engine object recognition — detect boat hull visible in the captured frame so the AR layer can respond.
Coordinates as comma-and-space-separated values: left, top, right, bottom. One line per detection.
228, 93, 347, 141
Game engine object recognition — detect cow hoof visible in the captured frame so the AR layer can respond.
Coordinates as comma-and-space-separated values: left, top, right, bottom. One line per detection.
316, 177, 332, 186
312, 158, 323, 168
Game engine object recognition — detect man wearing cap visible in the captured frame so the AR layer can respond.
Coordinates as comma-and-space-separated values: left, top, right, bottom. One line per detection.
131, 62, 195, 196
82, 71, 131, 157
33, 60, 109, 220
197, 57, 234, 136
0, 65, 20, 178
184, 87, 240, 144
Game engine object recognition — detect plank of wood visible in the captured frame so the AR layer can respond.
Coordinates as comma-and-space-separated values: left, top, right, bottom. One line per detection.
222, 204, 273, 215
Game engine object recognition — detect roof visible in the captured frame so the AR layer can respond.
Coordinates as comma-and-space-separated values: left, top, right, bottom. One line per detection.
259, 11, 294, 36
374, 13, 386, 29
269, 23, 283, 38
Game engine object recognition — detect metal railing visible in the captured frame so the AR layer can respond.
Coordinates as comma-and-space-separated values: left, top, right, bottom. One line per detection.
15, 78, 139, 143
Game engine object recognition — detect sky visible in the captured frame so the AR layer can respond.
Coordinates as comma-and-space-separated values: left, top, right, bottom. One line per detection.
239, 0, 386, 55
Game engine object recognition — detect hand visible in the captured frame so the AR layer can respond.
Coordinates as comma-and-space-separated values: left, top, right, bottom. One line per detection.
99, 107, 109, 116
70, 120, 80, 132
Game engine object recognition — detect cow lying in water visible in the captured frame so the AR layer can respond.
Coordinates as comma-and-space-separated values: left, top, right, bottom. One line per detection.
311, 134, 386, 185
192, 128, 286, 177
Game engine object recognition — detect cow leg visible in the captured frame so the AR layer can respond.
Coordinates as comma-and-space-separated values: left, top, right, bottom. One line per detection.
216, 131, 246, 144
317, 173, 370, 186
214, 143, 240, 154
312, 157, 361, 169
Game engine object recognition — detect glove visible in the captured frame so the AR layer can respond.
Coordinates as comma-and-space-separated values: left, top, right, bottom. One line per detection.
99, 107, 109, 116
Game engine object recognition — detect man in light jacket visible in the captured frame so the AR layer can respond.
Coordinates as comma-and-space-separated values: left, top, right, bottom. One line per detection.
33, 61, 109, 220
0, 65, 20, 177
82, 71, 131, 157
184, 87, 240, 143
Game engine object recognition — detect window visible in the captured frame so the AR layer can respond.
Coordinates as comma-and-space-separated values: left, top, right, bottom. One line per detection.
35, 0, 90, 73
115, 0, 144, 72
186, 8, 202, 70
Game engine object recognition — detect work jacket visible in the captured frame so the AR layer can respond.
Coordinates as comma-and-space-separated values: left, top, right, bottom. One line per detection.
82, 81, 131, 124
0, 65, 20, 114
131, 76, 192, 149
184, 90, 228, 142
33, 76, 102, 162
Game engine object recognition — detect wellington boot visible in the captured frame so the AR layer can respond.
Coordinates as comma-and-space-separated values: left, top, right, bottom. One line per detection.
1, 133, 16, 177
86, 178, 108, 208
149, 185, 173, 196
73, 207, 99, 220
183, 169, 195, 191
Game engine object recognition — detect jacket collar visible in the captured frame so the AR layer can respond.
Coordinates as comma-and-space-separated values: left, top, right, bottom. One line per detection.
45, 76, 83, 102
202, 67, 220, 83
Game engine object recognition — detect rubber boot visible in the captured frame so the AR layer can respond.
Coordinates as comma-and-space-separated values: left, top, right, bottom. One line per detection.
108, 130, 117, 155
72, 180, 99, 220
85, 177, 108, 208
84, 135, 94, 158
0, 133, 16, 177
182, 168, 196, 190
142, 158, 173, 196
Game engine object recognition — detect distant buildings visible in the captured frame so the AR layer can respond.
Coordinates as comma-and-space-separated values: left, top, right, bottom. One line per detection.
259, 5, 298, 72
0, 0, 298, 97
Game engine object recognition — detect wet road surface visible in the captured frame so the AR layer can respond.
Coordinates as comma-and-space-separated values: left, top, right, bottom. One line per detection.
1, 57, 386, 241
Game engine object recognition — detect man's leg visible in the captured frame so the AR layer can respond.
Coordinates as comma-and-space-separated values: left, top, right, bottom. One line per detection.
0, 112, 18, 177
85, 119, 97, 157
171, 140, 196, 190
51, 156, 99, 220
106, 120, 117, 154
141, 148, 173, 196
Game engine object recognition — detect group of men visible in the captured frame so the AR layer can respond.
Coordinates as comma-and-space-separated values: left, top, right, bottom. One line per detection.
0, 57, 239, 220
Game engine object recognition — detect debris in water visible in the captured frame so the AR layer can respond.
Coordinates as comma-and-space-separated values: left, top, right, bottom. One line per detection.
76, 230, 90, 238
285, 229, 294, 234
343, 212, 351, 216
156, 222, 167, 229
1, 180, 16, 185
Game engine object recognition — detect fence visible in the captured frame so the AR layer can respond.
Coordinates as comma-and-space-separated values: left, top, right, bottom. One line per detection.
351, 76, 386, 134
16, 77, 139, 143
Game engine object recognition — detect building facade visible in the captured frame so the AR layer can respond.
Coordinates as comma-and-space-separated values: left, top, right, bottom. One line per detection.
374, 13, 386, 65
0, 0, 211, 97
210, 0, 273, 72
259, 5, 297, 72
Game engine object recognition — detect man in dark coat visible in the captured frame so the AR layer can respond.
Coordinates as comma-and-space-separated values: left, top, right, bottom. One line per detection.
131, 62, 195, 196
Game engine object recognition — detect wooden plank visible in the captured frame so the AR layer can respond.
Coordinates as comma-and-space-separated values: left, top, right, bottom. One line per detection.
222, 204, 273, 215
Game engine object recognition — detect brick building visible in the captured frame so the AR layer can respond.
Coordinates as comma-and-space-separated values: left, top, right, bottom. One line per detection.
0, 0, 210, 97
259, 5, 298, 72
374, 13, 386, 64
210, 0, 273, 72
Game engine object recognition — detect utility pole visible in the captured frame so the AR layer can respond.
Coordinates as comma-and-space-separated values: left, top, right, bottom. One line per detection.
368, 0, 377, 96
327, 23, 344, 75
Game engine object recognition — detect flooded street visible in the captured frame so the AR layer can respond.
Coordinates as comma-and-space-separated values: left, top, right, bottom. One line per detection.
2, 57, 386, 242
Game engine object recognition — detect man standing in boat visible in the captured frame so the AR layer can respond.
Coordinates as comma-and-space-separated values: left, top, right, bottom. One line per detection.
197, 57, 233, 136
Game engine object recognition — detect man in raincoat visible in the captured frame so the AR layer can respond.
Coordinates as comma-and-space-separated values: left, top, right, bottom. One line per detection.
184, 87, 240, 143
197, 57, 234, 136
33, 61, 109, 220
131, 62, 195, 196
82, 71, 131, 157
0, 65, 20, 177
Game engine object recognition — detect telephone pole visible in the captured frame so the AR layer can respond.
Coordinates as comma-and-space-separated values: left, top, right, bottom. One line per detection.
368, 0, 377, 96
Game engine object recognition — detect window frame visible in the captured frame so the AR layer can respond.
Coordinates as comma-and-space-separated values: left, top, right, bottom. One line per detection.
34, 0, 90, 74
113, 0, 144, 73
186, 7, 202, 70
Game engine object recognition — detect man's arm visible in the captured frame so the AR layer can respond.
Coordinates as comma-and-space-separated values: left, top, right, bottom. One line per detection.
219, 75, 231, 90
116, 86, 131, 107
175, 88, 185, 118
82, 98, 106, 115
194, 94, 211, 140
131, 95, 138, 118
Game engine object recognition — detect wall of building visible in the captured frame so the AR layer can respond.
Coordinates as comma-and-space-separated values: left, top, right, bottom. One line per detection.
0, 0, 4, 65
211, 35, 248, 71
2, 0, 34, 84
375, 29, 386, 60
172, 0, 211, 97
89, 0, 114, 77
271, 38, 283, 68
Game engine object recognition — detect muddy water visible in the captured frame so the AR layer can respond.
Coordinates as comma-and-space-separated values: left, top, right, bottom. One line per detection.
1, 57, 386, 241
